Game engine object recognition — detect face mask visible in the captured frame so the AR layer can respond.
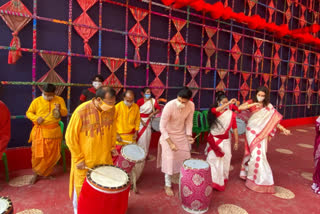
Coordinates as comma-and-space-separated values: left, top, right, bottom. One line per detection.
176, 100, 185, 109
124, 100, 133, 107
145, 94, 151, 99
257, 96, 265, 102
92, 81, 102, 89
42, 93, 54, 101
99, 101, 113, 111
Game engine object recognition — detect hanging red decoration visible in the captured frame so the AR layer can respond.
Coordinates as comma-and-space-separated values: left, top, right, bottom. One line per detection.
262, 74, 270, 87
129, 8, 148, 68
285, 0, 292, 26
253, 39, 263, 77
209, 2, 224, 20
187, 66, 200, 98
278, 76, 287, 109
231, 33, 242, 74
293, 78, 301, 104
102, 57, 125, 94
272, 44, 280, 76
288, 47, 296, 77
307, 79, 314, 109
300, 5, 306, 28
303, 50, 309, 78
246, 0, 256, 16
170, 18, 186, 70
268, 0, 275, 23
216, 70, 227, 92
37, 53, 66, 96
223, 0, 228, 8
240, 73, 251, 101
204, 26, 217, 74
149, 64, 166, 99
315, 54, 320, 82
0, 0, 32, 64
73, 0, 98, 60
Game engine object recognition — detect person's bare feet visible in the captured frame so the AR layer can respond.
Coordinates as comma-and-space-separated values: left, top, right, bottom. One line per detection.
164, 186, 174, 196
30, 174, 38, 185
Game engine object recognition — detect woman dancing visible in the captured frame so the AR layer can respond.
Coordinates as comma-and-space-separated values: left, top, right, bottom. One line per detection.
206, 91, 240, 191
239, 86, 291, 193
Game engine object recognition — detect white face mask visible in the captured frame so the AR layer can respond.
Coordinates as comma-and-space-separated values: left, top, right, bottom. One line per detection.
42, 93, 54, 101
257, 96, 265, 102
176, 100, 185, 109
92, 81, 102, 89
124, 100, 133, 107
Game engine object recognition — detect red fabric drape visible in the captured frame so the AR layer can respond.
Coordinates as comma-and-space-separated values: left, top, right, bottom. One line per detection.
37, 53, 66, 96
216, 70, 227, 92
0, 0, 32, 64
187, 66, 200, 98
0, 101, 10, 156
231, 33, 242, 74
170, 19, 186, 70
73, 0, 98, 60
149, 64, 166, 99
129, 8, 148, 68
102, 57, 125, 94
204, 27, 217, 74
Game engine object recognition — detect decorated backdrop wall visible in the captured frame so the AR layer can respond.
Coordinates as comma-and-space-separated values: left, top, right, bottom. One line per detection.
1, 0, 320, 148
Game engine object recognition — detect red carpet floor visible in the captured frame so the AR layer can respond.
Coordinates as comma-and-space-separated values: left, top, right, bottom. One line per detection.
1, 124, 320, 214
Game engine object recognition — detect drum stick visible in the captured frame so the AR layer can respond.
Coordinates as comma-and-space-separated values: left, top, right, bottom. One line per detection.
194, 133, 201, 139
85, 167, 118, 183
121, 140, 136, 144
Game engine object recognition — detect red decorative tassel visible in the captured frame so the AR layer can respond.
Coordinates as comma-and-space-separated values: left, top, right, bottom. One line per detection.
134, 47, 140, 68
174, 54, 180, 70
84, 40, 92, 61
205, 58, 211, 74
8, 32, 22, 64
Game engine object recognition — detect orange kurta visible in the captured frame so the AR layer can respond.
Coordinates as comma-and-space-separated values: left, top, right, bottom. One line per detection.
26, 96, 68, 176
115, 101, 140, 145
66, 100, 117, 198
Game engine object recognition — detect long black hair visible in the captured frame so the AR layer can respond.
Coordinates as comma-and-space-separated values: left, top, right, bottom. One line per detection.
207, 91, 227, 128
252, 86, 270, 107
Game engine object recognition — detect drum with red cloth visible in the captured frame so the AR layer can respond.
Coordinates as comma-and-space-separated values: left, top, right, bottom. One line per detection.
78, 165, 130, 214
179, 159, 212, 214
115, 144, 146, 173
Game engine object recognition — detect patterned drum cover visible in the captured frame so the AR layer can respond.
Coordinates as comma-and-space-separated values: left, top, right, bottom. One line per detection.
230, 118, 247, 135
0, 196, 13, 214
179, 159, 212, 214
115, 144, 146, 173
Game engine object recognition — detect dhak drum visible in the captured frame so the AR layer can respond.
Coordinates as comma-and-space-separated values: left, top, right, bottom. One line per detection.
78, 165, 130, 214
0, 197, 13, 214
230, 118, 247, 135
151, 102, 164, 132
179, 159, 212, 214
115, 144, 146, 173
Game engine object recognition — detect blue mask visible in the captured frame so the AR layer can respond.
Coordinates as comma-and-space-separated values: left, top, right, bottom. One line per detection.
145, 94, 151, 99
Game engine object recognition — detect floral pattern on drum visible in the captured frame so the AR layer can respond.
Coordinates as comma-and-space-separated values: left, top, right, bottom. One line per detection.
205, 186, 212, 197
182, 186, 193, 197
191, 200, 202, 210
192, 174, 205, 186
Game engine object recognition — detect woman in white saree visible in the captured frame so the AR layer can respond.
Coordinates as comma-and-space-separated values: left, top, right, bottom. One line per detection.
205, 91, 240, 191
136, 87, 161, 155
239, 86, 291, 193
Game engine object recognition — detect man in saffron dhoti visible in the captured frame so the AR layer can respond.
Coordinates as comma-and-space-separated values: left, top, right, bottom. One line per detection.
239, 86, 291, 193
159, 87, 195, 196
65, 86, 118, 214
26, 83, 68, 184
